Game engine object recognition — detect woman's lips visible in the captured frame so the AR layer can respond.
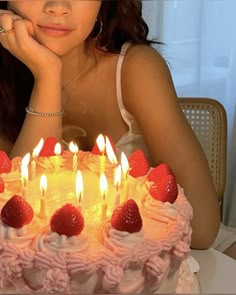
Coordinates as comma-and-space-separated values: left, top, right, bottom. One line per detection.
38, 25, 73, 37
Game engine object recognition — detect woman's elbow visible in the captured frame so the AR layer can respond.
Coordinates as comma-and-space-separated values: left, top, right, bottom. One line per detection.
191, 212, 221, 249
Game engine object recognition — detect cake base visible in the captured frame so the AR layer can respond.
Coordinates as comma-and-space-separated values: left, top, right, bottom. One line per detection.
175, 259, 201, 294
0, 258, 200, 294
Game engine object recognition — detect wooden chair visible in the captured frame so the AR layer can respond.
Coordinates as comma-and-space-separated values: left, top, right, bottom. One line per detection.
179, 97, 227, 202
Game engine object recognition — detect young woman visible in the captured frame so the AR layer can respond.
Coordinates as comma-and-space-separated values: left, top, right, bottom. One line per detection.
0, 0, 220, 249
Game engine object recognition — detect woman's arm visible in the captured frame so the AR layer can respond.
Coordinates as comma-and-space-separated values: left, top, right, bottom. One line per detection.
122, 45, 221, 249
10, 71, 63, 158
0, 10, 63, 157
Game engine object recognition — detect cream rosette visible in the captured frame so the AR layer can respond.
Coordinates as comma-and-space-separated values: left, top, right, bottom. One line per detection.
33, 227, 89, 253
0, 241, 23, 289
36, 155, 66, 173
141, 187, 192, 258
0, 214, 44, 249
79, 152, 115, 179
67, 251, 100, 294
101, 223, 150, 294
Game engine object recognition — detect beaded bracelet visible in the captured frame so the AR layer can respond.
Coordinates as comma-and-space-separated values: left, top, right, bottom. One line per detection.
25, 106, 64, 117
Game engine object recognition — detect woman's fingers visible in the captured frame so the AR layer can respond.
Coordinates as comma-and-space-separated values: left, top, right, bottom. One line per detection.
0, 10, 22, 30
13, 18, 35, 46
0, 13, 35, 59
0, 11, 22, 50
0, 9, 61, 77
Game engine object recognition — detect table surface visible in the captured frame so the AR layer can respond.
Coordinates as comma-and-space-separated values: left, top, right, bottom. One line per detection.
191, 248, 236, 293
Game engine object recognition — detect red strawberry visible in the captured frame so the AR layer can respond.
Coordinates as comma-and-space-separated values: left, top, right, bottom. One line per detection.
111, 199, 142, 233
92, 135, 117, 155
39, 137, 63, 157
128, 150, 150, 177
50, 204, 84, 237
1, 194, 34, 228
149, 174, 178, 203
0, 150, 12, 174
0, 178, 5, 193
147, 163, 174, 183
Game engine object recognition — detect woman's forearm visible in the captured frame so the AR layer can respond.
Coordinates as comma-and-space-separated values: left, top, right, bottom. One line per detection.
10, 71, 63, 158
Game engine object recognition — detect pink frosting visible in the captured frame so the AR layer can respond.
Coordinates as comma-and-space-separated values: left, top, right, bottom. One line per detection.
0, 152, 194, 294
43, 268, 70, 293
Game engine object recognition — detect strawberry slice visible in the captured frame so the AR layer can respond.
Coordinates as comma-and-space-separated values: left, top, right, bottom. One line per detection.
50, 204, 84, 237
0, 178, 5, 193
0, 150, 12, 174
1, 194, 34, 228
128, 150, 150, 177
92, 135, 117, 155
111, 199, 142, 233
39, 137, 63, 157
149, 174, 178, 203
147, 163, 174, 183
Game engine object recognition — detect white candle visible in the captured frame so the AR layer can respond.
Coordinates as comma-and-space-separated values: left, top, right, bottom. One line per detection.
76, 170, 83, 211
54, 143, 62, 174
39, 174, 47, 219
69, 142, 79, 173
100, 173, 108, 221
21, 153, 30, 198
114, 164, 122, 208
30, 138, 44, 179
120, 152, 129, 202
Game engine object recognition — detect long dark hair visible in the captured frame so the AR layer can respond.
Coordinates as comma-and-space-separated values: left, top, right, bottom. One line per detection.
0, 0, 157, 143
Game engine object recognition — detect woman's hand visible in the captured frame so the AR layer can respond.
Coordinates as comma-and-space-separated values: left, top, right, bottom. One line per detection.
0, 10, 62, 78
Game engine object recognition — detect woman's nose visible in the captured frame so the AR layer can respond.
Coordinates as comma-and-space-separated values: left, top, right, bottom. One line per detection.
44, 1, 71, 17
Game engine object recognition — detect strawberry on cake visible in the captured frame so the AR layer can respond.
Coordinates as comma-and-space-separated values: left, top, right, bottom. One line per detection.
0, 136, 199, 294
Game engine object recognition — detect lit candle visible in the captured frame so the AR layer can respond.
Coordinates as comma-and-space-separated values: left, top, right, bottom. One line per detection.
30, 138, 44, 179
69, 142, 79, 173
54, 143, 62, 174
39, 174, 47, 219
96, 134, 106, 175
21, 153, 30, 198
76, 170, 83, 211
105, 136, 117, 165
121, 152, 130, 202
100, 173, 108, 221
114, 164, 122, 208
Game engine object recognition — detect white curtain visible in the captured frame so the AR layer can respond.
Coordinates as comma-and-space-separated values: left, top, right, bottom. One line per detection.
143, 0, 236, 227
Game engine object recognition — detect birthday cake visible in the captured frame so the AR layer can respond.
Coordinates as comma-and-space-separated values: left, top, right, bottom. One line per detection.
0, 136, 199, 294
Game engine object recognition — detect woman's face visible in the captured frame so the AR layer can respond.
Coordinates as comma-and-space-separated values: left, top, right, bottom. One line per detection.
7, 0, 102, 56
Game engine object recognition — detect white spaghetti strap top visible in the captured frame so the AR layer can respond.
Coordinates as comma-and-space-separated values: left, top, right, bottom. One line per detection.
115, 43, 150, 161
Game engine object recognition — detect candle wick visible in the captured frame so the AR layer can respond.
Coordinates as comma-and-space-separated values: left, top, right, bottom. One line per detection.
22, 177, 27, 187
103, 191, 106, 202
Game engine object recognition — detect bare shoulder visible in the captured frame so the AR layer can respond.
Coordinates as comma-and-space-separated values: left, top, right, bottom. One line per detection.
121, 44, 177, 113
124, 44, 170, 76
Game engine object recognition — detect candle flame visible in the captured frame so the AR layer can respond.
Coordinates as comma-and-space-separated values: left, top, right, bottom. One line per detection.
76, 170, 84, 202
100, 173, 108, 200
40, 174, 47, 195
106, 136, 117, 164
54, 143, 61, 155
21, 153, 30, 180
69, 141, 79, 153
22, 153, 30, 167
114, 164, 122, 188
96, 134, 105, 153
32, 138, 44, 157
121, 152, 129, 177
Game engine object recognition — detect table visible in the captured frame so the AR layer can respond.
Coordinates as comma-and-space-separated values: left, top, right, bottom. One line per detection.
191, 248, 236, 293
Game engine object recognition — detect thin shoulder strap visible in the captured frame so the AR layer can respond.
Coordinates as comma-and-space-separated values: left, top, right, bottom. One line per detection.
116, 42, 132, 125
